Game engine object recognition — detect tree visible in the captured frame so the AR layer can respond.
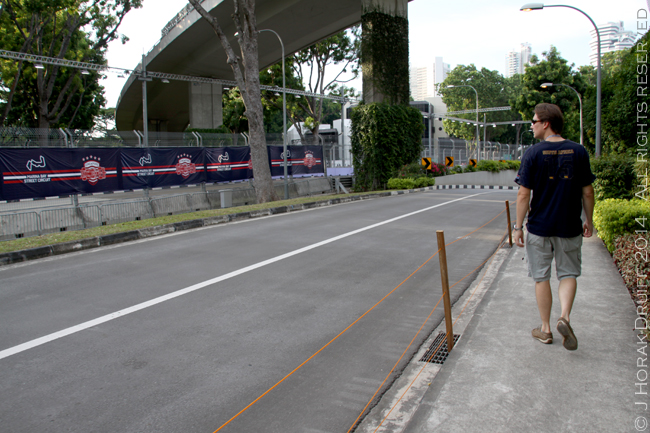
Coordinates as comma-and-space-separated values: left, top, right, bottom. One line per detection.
0, 0, 142, 129
259, 27, 360, 143
92, 107, 116, 134
438, 64, 521, 145
289, 27, 359, 142
222, 27, 360, 143
510, 46, 588, 148
188, 0, 277, 203
222, 87, 249, 134
594, 31, 650, 155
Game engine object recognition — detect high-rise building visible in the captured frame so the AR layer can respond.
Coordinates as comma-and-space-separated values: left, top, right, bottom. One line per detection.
410, 66, 432, 101
505, 43, 532, 78
520, 43, 532, 68
432, 57, 451, 96
590, 21, 636, 65
505, 51, 520, 78
410, 58, 451, 100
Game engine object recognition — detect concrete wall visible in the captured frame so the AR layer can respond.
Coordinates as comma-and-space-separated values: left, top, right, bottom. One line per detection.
189, 82, 223, 129
434, 170, 518, 187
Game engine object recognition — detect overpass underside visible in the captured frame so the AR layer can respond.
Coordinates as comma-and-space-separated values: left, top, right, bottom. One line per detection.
115, 0, 410, 134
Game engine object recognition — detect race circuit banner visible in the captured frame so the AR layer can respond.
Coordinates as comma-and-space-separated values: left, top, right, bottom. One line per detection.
205, 147, 252, 183
268, 145, 324, 177
121, 148, 206, 190
0, 148, 120, 201
280, 145, 324, 176
0, 145, 324, 201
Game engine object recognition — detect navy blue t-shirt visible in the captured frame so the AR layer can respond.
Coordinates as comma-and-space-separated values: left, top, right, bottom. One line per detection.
515, 140, 596, 238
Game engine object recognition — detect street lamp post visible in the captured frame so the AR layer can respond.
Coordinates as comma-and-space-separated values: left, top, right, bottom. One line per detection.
520, 129, 534, 158
520, 3, 601, 156
138, 54, 153, 147
259, 29, 288, 199
540, 82, 583, 145
446, 84, 479, 161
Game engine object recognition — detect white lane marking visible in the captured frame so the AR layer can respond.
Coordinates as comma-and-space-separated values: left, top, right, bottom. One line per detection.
0, 192, 487, 361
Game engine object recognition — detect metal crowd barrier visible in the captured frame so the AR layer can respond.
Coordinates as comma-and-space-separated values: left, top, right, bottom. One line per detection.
0, 177, 336, 241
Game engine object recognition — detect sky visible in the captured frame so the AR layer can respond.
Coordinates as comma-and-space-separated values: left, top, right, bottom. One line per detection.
103, 0, 648, 108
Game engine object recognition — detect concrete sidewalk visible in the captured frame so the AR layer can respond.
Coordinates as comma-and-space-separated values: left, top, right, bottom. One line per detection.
403, 234, 645, 433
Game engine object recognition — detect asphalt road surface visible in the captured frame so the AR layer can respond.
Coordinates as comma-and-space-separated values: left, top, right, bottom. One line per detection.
0, 189, 517, 433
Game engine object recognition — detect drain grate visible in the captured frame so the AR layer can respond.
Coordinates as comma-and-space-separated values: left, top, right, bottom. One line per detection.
419, 332, 461, 364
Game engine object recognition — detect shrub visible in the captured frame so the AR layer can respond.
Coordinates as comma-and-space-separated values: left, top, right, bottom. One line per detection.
387, 177, 416, 189
476, 160, 506, 173
591, 153, 636, 200
386, 176, 435, 189
429, 162, 449, 177
503, 160, 521, 171
635, 159, 649, 200
594, 198, 650, 251
414, 177, 435, 188
394, 162, 427, 178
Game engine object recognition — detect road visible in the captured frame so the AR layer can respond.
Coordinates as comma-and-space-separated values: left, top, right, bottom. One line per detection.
0, 189, 517, 432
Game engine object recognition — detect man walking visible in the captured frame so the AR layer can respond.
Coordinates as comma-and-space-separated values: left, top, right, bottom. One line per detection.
513, 103, 595, 351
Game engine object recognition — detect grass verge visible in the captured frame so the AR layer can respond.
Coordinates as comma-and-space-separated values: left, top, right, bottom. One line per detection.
0, 192, 382, 254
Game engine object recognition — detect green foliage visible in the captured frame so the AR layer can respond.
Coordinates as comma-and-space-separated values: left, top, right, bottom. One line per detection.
414, 177, 435, 188
594, 199, 650, 252
360, 10, 409, 105
635, 159, 650, 201
387, 177, 416, 189
251, 27, 361, 136
502, 160, 521, 171
386, 176, 435, 190
476, 160, 507, 173
439, 65, 521, 143
594, 32, 650, 155
221, 88, 249, 133
394, 161, 427, 178
510, 46, 587, 148
351, 103, 424, 190
0, 0, 142, 128
591, 154, 636, 200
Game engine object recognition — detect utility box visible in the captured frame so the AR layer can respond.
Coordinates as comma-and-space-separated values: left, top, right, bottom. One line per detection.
219, 189, 233, 208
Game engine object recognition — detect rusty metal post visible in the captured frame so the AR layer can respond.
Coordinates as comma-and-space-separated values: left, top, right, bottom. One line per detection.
436, 230, 454, 352
506, 200, 513, 247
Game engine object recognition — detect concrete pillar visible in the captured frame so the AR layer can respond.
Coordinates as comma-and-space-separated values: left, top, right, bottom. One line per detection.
188, 82, 223, 129
361, 0, 409, 105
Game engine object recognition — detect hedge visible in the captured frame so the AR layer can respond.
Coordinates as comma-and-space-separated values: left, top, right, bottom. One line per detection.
387, 177, 435, 189
594, 198, 650, 252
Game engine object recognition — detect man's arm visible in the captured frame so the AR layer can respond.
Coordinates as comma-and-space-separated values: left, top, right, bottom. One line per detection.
582, 184, 595, 237
514, 186, 531, 247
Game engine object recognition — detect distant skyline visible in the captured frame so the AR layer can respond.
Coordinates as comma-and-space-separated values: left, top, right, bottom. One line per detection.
103, 0, 647, 108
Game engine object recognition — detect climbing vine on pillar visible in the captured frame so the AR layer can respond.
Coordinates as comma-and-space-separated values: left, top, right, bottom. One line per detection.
361, 10, 409, 105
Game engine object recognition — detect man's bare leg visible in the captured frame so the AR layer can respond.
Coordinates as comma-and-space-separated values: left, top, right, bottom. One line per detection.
535, 280, 553, 333
558, 277, 577, 322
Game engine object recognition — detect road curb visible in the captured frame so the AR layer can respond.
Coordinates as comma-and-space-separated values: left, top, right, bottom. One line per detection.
0, 188, 433, 266
355, 243, 516, 433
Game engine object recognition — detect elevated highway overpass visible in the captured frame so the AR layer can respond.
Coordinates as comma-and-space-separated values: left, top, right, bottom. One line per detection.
115, 0, 371, 133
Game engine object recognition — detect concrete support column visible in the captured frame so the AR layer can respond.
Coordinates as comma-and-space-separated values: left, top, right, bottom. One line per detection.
189, 82, 223, 129
361, 0, 409, 105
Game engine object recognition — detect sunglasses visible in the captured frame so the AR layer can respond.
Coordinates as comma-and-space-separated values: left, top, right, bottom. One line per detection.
531, 119, 544, 125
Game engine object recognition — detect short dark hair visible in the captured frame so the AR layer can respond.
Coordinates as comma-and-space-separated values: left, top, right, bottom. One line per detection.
534, 103, 564, 134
